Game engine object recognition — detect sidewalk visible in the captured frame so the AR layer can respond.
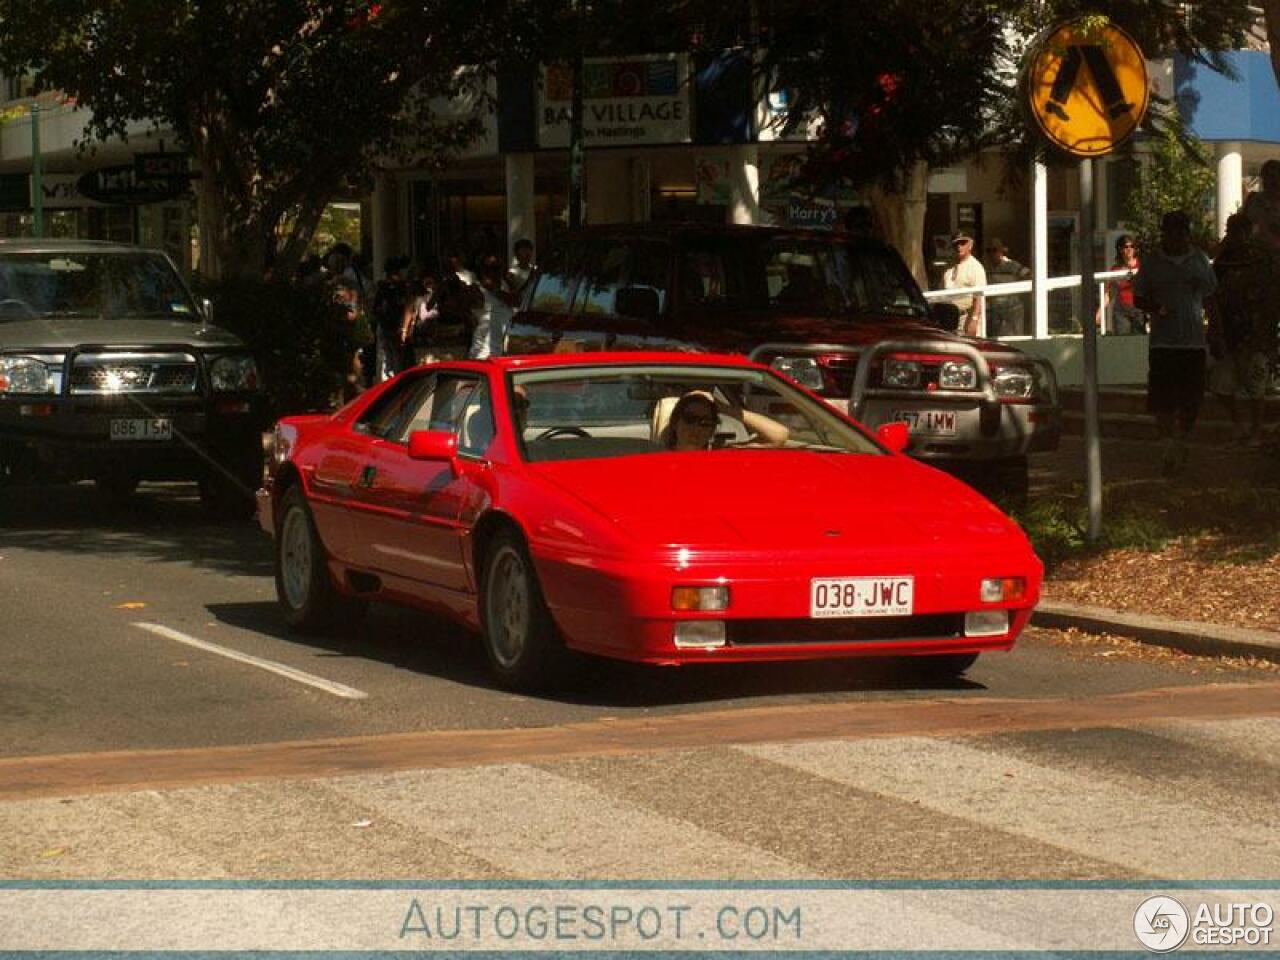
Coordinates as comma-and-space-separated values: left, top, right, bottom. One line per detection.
1024, 433, 1280, 663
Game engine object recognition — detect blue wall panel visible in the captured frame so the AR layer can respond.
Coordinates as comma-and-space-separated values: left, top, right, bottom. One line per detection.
1176, 51, 1280, 143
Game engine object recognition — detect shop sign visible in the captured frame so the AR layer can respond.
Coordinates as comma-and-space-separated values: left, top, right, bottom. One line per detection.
786, 201, 838, 228
538, 54, 690, 148
77, 164, 190, 205
134, 152, 190, 179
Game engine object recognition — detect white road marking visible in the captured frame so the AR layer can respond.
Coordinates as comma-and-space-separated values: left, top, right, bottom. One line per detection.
132, 623, 369, 700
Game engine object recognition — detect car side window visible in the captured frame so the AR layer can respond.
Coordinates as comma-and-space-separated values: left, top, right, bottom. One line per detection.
354, 373, 438, 441
678, 237, 750, 316
626, 240, 669, 317
528, 244, 580, 314
574, 241, 631, 317
455, 381, 496, 456
392, 373, 482, 444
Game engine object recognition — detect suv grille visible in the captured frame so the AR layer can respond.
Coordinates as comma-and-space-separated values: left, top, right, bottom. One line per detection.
70, 353, 199, 395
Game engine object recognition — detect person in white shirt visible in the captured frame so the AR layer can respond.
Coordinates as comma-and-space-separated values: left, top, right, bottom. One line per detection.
941, 230, 987, 337
470, 255, 515, 360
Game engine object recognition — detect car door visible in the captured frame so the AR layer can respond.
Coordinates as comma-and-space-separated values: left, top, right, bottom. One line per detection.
355, 373, 489, 593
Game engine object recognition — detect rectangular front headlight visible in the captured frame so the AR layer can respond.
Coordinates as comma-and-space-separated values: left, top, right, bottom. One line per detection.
210, 355, 261, 392
965, 611, 1009, 637
938, 359, 977, 390
0, 356, 53, 395
673, 621, 727, 649
993, 366, 1036, 399
770, 356, 825, 392
671, 586, 730, 612
882, 357, 921, 388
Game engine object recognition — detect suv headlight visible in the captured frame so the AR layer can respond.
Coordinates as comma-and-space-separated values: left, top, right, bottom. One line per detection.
209, 355, 260, 392
992, 365, 1036, 400
881, 357, 921, 389
938, 359, 977, 390
770, 356, 825, 392
0, 356, 53, 394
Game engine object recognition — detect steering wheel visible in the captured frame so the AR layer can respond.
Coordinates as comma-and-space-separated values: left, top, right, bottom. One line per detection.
0, 299, 36, 318
534, 426, 592, 441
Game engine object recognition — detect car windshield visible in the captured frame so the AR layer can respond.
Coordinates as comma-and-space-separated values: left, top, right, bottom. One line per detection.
0, 251, 199, 322
679, 234, 929, 320
511, 363, 884, 463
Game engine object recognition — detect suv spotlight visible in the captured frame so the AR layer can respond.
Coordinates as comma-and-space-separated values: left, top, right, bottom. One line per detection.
507, 224, 1060, 494
0, 240, 265, 515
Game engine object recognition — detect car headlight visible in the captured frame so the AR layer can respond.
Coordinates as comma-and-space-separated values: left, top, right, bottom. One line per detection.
938, 359, 977, 390
992, 365, 1036, 399
770, 356, 825, 391
0, 356, 53, 395
209, 355, 260, 392
881, 357, 921, 389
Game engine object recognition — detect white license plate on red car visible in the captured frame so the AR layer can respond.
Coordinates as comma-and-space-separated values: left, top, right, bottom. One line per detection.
110, 418, 172, 441
810, 577, 914, 618
890, 410, 957, 435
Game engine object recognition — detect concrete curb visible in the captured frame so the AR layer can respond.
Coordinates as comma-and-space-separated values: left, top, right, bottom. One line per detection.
1032, 600, 1280, 664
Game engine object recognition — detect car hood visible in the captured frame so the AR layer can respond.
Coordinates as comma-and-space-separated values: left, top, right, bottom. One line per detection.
0, 316, 242, 351
687, 311, 1012, 354
530, 450, 1026, 552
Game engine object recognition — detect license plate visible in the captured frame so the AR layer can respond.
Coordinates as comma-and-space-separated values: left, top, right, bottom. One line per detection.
810, 576, 914, 618
890, 409, 957, 435
110, 418, 172, 441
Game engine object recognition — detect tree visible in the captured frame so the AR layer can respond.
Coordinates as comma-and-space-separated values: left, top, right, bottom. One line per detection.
0, 1, 528, 278
1121, 123, 1217, 254
677, 0, 1256, 285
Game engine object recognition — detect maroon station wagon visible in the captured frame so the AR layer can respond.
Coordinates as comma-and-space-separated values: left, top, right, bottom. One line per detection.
506, 224, 1061, 494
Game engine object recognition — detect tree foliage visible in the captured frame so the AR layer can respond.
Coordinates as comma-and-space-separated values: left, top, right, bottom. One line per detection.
0, 1, 531, 278
1120, 124, 1217, 254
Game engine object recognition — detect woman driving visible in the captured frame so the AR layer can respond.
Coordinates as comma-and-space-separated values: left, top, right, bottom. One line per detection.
661, 390, 790, 451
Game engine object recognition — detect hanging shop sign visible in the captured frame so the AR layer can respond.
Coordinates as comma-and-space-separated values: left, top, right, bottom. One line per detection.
77, 164, 191, 205
538, 54, 690, 149
134, 152, 191, 179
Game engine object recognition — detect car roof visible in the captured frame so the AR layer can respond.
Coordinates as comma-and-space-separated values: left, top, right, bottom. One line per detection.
0, 239, 161, 255
423, 352, 769, 374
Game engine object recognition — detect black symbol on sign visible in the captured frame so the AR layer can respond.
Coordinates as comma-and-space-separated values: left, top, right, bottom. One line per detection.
1045, 45, 1134, 123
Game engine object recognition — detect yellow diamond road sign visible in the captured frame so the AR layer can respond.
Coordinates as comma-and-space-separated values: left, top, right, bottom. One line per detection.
1027, 20, 1149, 157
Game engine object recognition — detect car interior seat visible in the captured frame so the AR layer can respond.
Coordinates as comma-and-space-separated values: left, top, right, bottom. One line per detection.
649, 396, 681, 446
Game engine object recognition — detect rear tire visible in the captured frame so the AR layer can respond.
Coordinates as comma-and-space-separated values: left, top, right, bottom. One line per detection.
275, 485, 367, 633
480, 529, 564, 692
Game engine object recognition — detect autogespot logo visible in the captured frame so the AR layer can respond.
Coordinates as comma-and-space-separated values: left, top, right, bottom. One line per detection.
1134, 895, 1191, 952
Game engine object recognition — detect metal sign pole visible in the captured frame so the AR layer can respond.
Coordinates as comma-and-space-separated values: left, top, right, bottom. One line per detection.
1079, 158, 1102, 543
31, 102, 44, 238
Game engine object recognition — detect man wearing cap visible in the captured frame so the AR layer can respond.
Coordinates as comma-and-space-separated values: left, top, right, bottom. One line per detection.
942, 230, 987, 337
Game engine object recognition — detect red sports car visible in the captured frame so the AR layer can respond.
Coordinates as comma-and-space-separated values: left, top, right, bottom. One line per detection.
259, 352, 1042, 690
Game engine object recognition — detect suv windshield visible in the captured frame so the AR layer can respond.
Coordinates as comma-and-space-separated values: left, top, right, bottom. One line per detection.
0, 251, 199, 322
679, 233, 928, 319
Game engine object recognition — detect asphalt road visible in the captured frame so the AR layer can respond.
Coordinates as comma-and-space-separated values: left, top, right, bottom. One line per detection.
0, 477, 1270, 761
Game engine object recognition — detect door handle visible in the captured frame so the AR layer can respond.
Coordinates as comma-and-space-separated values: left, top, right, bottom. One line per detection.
357, 464, 377, 488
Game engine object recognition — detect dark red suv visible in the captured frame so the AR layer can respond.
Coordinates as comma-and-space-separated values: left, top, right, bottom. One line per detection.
507, 223, 1060, 492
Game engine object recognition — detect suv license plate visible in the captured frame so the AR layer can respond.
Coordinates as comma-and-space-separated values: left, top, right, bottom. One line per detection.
890, 410, 957, 435
810, 577, 914, 618
110, 418, 172, 441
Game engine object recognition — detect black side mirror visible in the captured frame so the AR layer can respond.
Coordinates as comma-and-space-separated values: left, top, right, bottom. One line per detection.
929, 301, 962, 332
615, 286, 661, 321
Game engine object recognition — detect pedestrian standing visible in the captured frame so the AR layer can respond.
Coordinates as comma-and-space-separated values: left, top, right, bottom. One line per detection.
1133, 210, 1218, 476
1243, 159, 1280, 257
983, 238, 1031, 337
941, 230, 987, 337
372, 256, 411, 382
1207, 213, 1278, 447
1105, 235, 1145, 334
469, 255, 515, 360
506, 238, 536, 299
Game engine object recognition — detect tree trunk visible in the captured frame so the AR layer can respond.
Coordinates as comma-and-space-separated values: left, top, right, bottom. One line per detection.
1263, 0, 1280, 91
868, 160, 930, 290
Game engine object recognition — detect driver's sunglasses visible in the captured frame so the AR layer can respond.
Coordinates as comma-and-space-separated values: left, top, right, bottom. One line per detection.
681, 414, 717, 428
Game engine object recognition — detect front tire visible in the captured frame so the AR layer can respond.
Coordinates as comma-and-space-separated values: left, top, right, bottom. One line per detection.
480, 529, 563, 691
275, 485, 366, 633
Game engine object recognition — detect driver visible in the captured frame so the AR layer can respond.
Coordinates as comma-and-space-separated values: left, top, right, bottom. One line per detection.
661, 390, 789, 451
